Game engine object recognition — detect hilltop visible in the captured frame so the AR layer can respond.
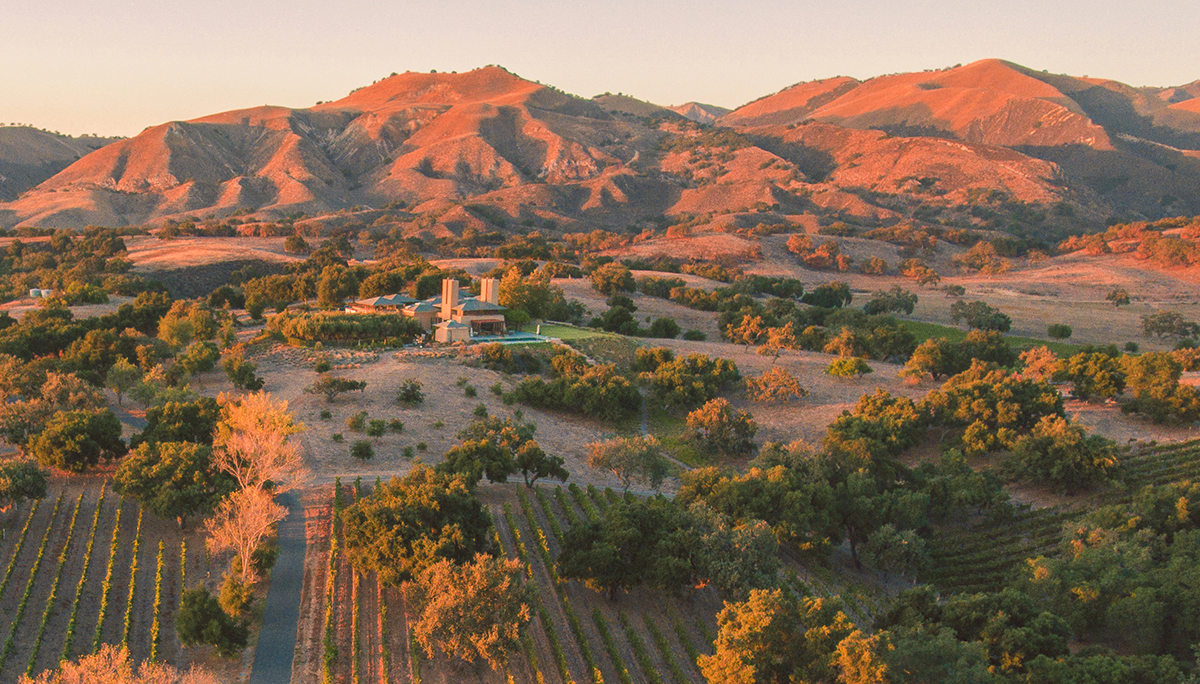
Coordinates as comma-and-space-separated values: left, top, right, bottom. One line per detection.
667, 102, 731, 124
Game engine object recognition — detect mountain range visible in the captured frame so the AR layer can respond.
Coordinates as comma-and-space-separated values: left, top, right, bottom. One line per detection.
2, 59, 1199, 234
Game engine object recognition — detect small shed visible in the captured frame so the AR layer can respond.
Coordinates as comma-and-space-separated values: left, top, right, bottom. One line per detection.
433, 320, 471, 344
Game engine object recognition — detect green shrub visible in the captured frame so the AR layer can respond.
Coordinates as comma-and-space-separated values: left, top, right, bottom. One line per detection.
1048, 323, 1073, 340
178, 586, 249, 658
366, 420, 387, 439
826, 357, 873, 378
351, 440, 374, 461
219, 572, 255, 616
396, 379, 424, 405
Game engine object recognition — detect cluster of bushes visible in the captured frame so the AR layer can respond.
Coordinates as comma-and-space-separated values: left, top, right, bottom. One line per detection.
235, 243, 476, 314
489, 263, 585, 325
634, 347, 741, 411
475, 342, 545, 374
806, 357, 1111, 495
1057, 216, 1200, 267
589, 296, 680, 338
510, 363, 642, 423
0, 290, 169, 363
1017, 346, 1200, 425
342, 468, 496, 585
727, 307, 918, 363
902, 330, 1016, 380
435, 411, 568, 487
269, 311, 425, 345
556, 495, 779, 600
950, 300, 1012, 331
637, 273, 806, 313
953, 241, 1012, 274
786, 234, 852, 271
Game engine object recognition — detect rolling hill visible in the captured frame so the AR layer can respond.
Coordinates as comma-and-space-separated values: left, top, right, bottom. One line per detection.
2, 60, 1199, 232
0, 127, 119, 201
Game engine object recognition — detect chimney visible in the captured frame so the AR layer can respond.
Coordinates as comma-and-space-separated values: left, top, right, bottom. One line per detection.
441, 279, 459, 320
482, 277, 500, 305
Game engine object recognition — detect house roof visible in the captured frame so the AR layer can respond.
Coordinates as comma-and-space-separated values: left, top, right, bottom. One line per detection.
455, 298, 506, 312
405, 300, 438, 312
434, 320, 471, 329
424, 294, 478, 307
355, 293, 418, 307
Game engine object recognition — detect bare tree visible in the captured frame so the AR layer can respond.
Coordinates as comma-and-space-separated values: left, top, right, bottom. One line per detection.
205, 486, 287, 584
212, 391, 309, 494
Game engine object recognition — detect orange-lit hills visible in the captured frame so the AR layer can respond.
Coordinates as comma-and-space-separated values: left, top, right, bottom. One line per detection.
2, 60, 1199, 232
721, 59, 1200, 215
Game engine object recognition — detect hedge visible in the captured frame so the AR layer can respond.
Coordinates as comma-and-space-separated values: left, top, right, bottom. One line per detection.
269, 312, 425, 345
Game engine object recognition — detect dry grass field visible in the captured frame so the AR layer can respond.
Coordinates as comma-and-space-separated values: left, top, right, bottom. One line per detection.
124, 236, 302, 272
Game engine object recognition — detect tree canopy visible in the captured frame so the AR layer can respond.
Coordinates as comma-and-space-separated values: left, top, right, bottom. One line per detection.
28, 410, 126, 472
342, 467, 495, 586
406, 553, 533, 670
114, 441, 237, 528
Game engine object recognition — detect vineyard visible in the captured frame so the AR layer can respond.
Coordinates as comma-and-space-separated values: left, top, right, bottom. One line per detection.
300, 480, 731, 684
923, 438, 1200, 595
0, 476, 218, 682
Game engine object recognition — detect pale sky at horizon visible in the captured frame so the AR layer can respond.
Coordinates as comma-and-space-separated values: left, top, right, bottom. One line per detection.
3, 0, 1198, 138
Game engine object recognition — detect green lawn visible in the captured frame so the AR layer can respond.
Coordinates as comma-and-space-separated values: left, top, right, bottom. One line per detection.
646, 403, 712, 468
519, 323, 605, 340
900, 320, 1087, 357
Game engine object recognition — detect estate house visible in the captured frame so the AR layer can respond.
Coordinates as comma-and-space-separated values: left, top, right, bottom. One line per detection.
348, 277, 507, 343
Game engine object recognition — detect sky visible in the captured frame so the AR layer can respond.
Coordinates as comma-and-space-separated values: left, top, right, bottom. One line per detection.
3, 0, 1198, 138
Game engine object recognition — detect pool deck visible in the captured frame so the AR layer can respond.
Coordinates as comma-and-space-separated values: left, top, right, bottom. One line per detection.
470, 331, 553, 344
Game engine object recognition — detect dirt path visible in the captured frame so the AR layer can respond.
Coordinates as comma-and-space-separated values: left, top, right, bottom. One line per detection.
359, 571, 381, 684
249, 491, 307, 684
387, 584, 414, 684
293, 497, 331, 684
